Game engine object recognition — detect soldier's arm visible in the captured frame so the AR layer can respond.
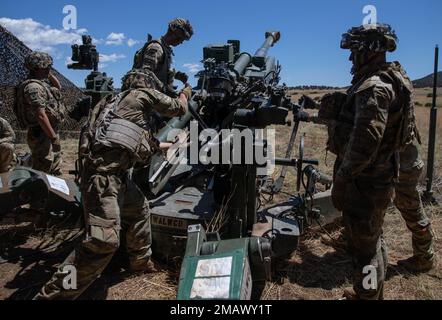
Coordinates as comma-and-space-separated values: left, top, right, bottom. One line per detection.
35, 109, 57, 140
48, 72, 62, 90
142, 42, 164, 72
336, 86, 394, 179
141, 89, 188, 118
24, 84, 58, 140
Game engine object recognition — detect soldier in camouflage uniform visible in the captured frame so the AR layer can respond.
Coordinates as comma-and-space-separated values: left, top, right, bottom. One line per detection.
34, 69, 191, 300
0, 116, 15, 173
17, 52, 65, 175
302, 28, 434, 276
133, 18, 194, 95
327, 24, 426, 300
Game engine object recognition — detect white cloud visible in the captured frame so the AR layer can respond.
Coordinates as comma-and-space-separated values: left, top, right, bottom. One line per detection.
65, 56, 73, 66
127, 38, 140, 47
0, 17, 86, 57
183, 63, 202, 74
105, 32, 126, 46
99, 53, 126, 63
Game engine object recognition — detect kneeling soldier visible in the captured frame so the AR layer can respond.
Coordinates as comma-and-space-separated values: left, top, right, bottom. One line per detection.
34, 69, 191, 299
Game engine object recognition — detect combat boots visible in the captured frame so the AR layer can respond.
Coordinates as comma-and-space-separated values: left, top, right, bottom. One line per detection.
340, 287, 359, 300
397, 256, 435, 273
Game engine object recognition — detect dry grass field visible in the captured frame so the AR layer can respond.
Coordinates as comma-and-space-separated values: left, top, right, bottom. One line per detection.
0, 88, 441, 300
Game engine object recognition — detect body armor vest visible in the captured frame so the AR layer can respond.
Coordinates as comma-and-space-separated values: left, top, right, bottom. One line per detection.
327, 62, 418, 161
133, 39, 173, 90
16, 79, 66, 129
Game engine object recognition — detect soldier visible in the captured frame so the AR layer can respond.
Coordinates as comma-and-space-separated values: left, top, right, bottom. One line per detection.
34, 69, 191, 300
133, 18, 194, 95
301, 33, 435, 276
17, 52, 65, 175
0, 116, 15, 173
328, 24, 424, 300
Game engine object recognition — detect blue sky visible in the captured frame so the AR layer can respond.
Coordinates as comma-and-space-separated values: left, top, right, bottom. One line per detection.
1, 0, 441, 88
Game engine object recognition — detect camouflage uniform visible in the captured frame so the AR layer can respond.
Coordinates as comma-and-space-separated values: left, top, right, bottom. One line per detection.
332, 24, 417, 300
17, 52, 64, 175
34, 75, 188, 299
395, 140, 434, 265
133, 18, 193, 93
133, 37, 174, 91
0, 116, 15, 173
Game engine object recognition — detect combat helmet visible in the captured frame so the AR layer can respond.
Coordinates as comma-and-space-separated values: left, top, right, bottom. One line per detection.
341, 23, 397, 53
168, 18, 193, 40
121, 69, 164, 91
25, 51, 53, 71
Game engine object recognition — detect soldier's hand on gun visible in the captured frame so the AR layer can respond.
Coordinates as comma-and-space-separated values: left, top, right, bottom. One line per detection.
180, 85, 193, 101
175, 71, 189, 84
165, 131, 189, 158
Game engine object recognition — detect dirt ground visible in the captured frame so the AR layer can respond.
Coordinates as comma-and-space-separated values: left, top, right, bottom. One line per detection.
0, 88, 441, 300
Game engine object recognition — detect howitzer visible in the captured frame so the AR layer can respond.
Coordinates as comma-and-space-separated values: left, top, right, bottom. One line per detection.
143, 31, 339, 264
1, 31, 340, 300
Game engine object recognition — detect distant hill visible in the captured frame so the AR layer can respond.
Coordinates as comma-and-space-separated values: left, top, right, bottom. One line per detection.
412, 71, 442, 88
289, 85, 343, 90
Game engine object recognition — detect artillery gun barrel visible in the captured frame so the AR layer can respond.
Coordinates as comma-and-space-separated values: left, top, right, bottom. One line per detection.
232, 52, 252, 77
253, 31, 281, 67
155, 100, 199, 142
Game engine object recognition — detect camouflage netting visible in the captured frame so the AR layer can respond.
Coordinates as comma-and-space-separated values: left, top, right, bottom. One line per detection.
0, 25, 85, 131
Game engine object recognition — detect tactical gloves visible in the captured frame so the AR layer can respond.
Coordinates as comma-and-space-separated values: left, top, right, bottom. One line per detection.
180, 86, 193, 100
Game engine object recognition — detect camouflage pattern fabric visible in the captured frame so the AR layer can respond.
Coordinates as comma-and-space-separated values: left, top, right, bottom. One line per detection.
121, 69, 164, 92
34, 148, 151, 300
395, 140, 434, 262
27, 126, 61, 175
133, 38, 173, 91
0, 116, 15, 172
342, 179, 392, 300
34, 88, 187, 300
168, 18, 193, 40
341, 23, 397, 53
19, 79, 66, 128
335, 64, 405, 300
18, 79, 64, 175
25, 51, 53, 71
